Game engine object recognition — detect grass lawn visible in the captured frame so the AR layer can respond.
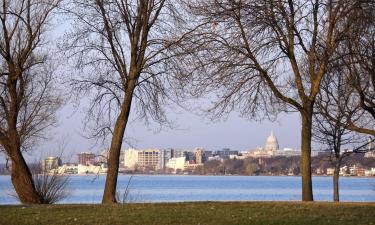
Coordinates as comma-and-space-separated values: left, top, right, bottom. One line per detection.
0, 202, 374, 225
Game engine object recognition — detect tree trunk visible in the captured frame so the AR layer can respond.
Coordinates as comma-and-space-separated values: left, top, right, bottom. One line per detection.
9, 147, 43, 204
301, 109, 314, 201
333, 162, 340, 202
102, 81, 135, 204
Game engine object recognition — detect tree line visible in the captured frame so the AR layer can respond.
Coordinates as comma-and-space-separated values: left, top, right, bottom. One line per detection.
0, 0, 375, 204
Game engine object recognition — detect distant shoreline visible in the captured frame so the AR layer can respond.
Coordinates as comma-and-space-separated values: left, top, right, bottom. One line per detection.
1, 174, 374, 178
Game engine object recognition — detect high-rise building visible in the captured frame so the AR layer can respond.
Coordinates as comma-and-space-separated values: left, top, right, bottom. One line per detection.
77, 152, 96, 165
138, 149, 162, 170
194, 148, 203, 164
161, 149, 174, 169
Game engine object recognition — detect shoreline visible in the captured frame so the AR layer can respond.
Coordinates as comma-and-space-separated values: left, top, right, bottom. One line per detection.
1, 174, 375, 178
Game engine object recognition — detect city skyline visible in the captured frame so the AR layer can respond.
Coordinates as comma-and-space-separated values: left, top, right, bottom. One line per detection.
5, 106, 302, 163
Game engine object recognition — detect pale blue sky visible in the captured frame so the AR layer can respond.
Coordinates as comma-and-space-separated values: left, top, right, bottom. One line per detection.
16, 104, 302, 163
0, 12, 303, 163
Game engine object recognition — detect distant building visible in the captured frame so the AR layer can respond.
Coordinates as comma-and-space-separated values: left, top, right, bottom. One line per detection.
137, 149, 162, 170
166, 157, 186, 172
77, 152, 96, 165
215, 148, 239, 158
97, 149, 125, 166
77, 163, 107, 174
365, 137, 375, 158
43, 157, 62, 172
124, 148, 139, 169
326, 168, 335, 175
57, 164, 78, 174
162, 149, 174, 168
276, 148, 301, 157
194, 148, 203, 164
265, 131, 279, 152
246, 131, 301, 158
98, 149, 109, 163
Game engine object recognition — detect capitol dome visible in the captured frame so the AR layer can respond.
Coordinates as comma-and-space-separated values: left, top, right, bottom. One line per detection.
265, 131, 279, 151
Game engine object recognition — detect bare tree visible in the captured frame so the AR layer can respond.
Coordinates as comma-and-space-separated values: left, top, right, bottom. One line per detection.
29, 163, 70, 204
0, 0, 62, 203
64, 0, 188, 203
313, 2, 375, 136
176, 0, 363, 201
339, 3, 375, 137
313, 63, 365, 202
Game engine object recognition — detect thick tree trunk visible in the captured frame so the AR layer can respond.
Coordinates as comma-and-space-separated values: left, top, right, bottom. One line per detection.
102, 81, 135, 204
9, 147, 42, 204
333, 162, 340, 202
301, 109, 314, 201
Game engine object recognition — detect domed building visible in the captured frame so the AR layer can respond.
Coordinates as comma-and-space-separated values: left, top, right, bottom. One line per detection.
245, 131, 301, 158
264, 131, 279, 152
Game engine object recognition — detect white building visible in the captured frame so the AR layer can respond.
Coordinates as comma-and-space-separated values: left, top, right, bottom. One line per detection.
326, 168, 335, 175
246, 132, 301, 158
77, 163, 107, 174
265, 131, 279, 152
124, 148, 139, 169
124, 148, 164, 170
57, 164, 78, 174
166, 157, 186, 171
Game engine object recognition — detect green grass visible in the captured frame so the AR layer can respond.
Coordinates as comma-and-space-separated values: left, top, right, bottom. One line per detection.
0, 202, 374, 225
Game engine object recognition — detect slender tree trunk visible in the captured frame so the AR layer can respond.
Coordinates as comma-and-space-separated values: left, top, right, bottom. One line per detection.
102, 81, 136, 204
333, 162, 340, 202
301, 108, 314, 201
9, 146, 42, 204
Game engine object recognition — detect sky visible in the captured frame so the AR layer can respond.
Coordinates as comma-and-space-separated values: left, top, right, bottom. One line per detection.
13, 103, 302, 163
0, 9, 303, 164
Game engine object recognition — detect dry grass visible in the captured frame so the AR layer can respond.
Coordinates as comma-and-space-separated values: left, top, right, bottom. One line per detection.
0, 202, 374, 225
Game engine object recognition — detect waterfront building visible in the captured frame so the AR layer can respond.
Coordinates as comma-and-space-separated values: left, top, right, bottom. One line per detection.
77, 152, 96, 165
124, 148, 164, 170
326, 168, 335, 175
98, 149, 108, 163
124, 148, 139, 169
43, 157, 62, 172
57, 164, 78, 174
77, 163, 107, 174
364, 169, 375, 176
194, 148, 203, 164
162, 149, 174, 168
166, 157, 186, 172
98, 149, 125, 165
137, 149, 162, 170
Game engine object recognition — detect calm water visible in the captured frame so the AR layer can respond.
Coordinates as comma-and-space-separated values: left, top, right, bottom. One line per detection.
0, 175, 374, 204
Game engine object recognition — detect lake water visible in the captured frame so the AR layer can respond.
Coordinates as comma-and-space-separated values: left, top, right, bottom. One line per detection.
0, 175, 374, 204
